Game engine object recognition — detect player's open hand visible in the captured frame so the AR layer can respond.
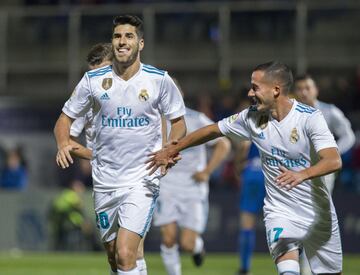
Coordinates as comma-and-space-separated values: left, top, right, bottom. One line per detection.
146, 145, 179, 176
56, 144, 79, 169
275, 165, 307, 190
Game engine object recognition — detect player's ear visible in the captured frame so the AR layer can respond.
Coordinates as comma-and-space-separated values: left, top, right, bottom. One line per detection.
139, 38, 144, 51
273, 85, 281, 97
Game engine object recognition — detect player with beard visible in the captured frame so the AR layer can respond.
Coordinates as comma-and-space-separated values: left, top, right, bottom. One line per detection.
147, 61, 343, 275
54, 15, 186, 275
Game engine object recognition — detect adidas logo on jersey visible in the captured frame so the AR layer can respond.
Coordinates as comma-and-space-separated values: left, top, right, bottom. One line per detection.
100, 93, 110, 100
258, 132, 265, 139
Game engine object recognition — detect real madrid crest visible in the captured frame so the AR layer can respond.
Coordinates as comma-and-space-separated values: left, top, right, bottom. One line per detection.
139, 89, 149, 102
290, 128, 299, 144
102, 78, 113, 90
257, 115, 269, 130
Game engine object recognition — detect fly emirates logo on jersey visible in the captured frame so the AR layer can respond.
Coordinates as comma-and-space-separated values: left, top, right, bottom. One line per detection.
263, 146, 307, 168
101, 106, 150, 128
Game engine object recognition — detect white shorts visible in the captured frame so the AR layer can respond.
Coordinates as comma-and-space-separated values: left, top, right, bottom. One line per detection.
265, 216, 342, 274
93, 181, 159, 243
153, 188, 208, 234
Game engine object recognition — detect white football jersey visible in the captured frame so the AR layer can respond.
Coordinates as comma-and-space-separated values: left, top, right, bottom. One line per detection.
160, 107, 216, 199
70, 110, 95, 150
63, 64, 186, 192
218, 99, 338, 226
315, 100, 355, 154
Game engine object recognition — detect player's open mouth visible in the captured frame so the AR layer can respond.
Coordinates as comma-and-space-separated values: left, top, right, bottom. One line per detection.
251, 97, 260, 106
116, 48, 130, 55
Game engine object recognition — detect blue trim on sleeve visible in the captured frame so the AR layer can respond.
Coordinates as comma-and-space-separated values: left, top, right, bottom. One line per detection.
87, 66, 112, 78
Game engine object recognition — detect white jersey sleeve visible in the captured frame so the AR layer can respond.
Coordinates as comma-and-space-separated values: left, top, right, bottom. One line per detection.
217, 108, 251, 141
159, 73, 186, 120
62, 74, 93, 119
327, 105, 355, 154
306, 110, 338, 153
70, 116, 86, 138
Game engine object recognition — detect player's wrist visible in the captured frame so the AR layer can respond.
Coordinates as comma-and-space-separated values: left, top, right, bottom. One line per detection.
58, 142, 70, 150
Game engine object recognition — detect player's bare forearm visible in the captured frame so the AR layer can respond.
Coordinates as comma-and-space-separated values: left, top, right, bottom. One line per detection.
203, 137, 231, 175
301, 147, 342, 180
69, 139, 92, 160
176, 124, 224, 152
147, 123, 224, 175
54, 112, 73, 149
54, 112, 77, 168
168, 116, 186, 142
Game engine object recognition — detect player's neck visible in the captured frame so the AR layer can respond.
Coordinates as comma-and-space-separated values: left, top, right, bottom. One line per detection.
113, 59, 141, 81
270, 97, 293, 122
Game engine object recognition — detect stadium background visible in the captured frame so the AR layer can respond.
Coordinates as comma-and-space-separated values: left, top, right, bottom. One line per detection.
0, 0, 359, 274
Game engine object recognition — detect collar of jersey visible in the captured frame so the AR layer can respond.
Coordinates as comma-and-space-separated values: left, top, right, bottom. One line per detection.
269, 99, 296, 125
113, 63, 142, 83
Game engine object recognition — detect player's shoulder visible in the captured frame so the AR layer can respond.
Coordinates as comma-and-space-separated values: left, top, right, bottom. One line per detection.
86, 65, 112, 79
141, 63, 167, 78
294, 101, 318, 116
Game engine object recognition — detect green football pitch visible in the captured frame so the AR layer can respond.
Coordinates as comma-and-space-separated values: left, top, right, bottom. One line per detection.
0, 252, 358, 275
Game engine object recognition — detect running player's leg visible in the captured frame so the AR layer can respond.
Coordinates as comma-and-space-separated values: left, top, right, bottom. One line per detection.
275, 249, 300, 275
94, 191, 121, 275
116, 228, 142, 274
153, 188, 181, 275
179, 228, 204, 266
104, 239, 117, 275
238, 212, 257, 275
179, 198, 207, 267
136, 238, 147, 275
116, 183, 159, 275
237, 170, 265, 275
302, 219, 342, 275
160, 222, 181, 275
266, 218, 303, 275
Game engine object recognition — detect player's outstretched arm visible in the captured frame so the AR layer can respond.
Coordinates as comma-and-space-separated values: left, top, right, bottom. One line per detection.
147, 123, 224, 175
168, 116, 187, 142
69, 139, 92, 160
54, 112, 77, 169
276, 147, 342, 190
192, 137, 231, 182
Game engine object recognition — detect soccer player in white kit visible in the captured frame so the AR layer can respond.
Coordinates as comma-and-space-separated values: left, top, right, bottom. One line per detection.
294, 74, 355, 193
153, 105, 231, 275
147, 61, 343, 275
54, 15, 186, 275
69, 42, 150, 275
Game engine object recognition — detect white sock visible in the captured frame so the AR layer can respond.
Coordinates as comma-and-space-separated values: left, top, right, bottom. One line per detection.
117, 267, 140, 275
160, 244, 181, 275
277, 260, 300, 275
110, 270, 117, 275
136, 258, 147, 275
193, 236, 204, 254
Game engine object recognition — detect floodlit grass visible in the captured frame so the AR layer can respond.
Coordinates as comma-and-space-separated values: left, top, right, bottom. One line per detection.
0, 252, 358, 275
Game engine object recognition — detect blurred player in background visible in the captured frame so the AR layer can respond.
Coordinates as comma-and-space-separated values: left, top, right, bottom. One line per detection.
294, 74, 355, 193
54, 15, 186, 275
147, 61, 343, 275
234, 140, 264, 275
153, 82, 231, 275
